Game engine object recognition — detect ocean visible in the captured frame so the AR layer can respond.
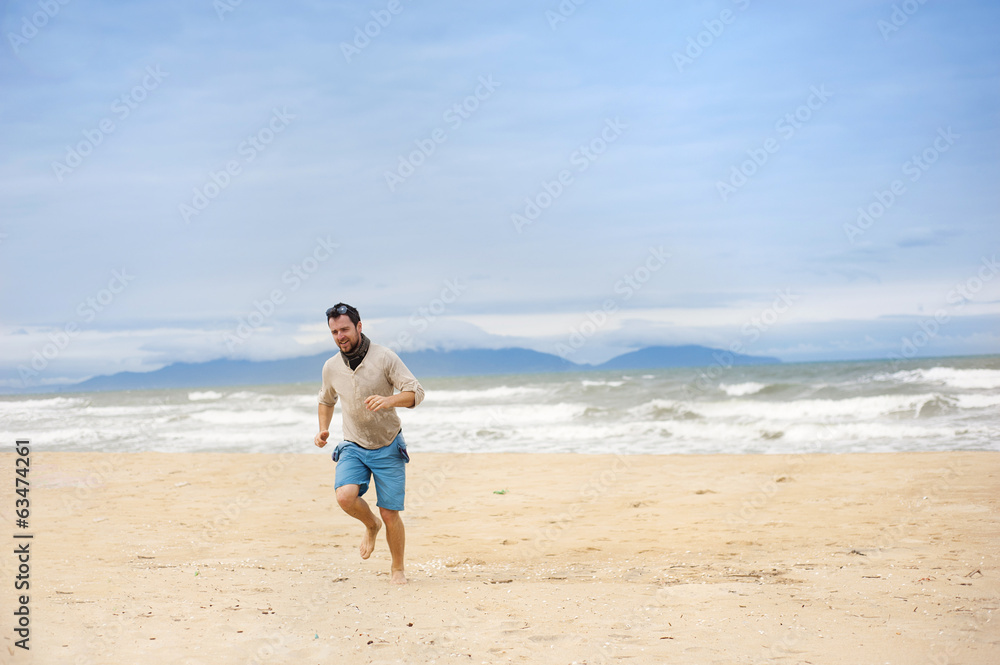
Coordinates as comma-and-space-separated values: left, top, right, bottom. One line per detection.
3, 356, 998, 456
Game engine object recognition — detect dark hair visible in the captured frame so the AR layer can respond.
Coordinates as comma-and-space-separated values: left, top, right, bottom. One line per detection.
326, 303, 360, 325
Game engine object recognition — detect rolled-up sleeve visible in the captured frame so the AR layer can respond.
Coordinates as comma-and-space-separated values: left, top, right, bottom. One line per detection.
318, 359, 340, 407
386, 353, 424, 407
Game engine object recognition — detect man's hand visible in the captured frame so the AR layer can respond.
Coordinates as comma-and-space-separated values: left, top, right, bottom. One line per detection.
315, 430, 330, 448
365, 394, 390, 412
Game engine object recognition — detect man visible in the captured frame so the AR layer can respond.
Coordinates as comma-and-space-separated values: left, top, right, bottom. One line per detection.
314, 303, 424, 585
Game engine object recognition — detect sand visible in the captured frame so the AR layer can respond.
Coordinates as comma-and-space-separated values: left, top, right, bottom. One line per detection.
1, 450, 998, 664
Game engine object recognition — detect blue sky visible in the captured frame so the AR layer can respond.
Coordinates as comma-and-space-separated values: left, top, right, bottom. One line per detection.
1, 0, 998, 388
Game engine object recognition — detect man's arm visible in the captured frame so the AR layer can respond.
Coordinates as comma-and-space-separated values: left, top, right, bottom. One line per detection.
315, 402, 335, 447
381, 351, 424, 408
364, 391, 415, 411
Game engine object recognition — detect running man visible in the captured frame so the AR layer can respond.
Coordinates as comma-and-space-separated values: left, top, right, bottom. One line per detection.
314, 303, 424, 584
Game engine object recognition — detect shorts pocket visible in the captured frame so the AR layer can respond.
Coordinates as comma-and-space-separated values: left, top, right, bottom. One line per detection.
397, 436, 410, 463
332, 441, 348, 463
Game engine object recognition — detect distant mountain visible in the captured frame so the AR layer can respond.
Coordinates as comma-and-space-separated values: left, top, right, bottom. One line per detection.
70, 354, 328, 392
64, 344, 779, 393
594, 345, 780, 370
396, 347, 580, 377
68, 347, 581, 392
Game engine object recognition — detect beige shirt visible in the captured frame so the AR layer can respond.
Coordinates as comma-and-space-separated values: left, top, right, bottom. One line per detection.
318, 343, 424, 449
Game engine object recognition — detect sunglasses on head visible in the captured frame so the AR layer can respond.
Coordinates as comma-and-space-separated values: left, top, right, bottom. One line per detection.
326, 304, 356, 318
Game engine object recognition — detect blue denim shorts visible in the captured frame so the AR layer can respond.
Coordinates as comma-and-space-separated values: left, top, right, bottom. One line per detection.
332, 431, 409, 511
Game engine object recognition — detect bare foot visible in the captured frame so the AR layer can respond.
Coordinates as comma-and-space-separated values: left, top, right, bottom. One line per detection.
390, 569, 407, 585
361, 518, 382, 559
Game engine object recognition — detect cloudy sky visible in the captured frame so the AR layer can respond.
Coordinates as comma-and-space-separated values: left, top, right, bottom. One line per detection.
2, 0, 998, 389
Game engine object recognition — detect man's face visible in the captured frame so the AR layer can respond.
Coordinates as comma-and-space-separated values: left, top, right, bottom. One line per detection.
329, 315, 362, 354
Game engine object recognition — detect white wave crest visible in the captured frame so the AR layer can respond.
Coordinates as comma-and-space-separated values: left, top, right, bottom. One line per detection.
191, 408, 307, 426
0, 396, 86, 411
407, 402, 586, 427
954, 394, 1000, 409
188, 391, 224, 401
631, 393, 960, 422
627, 399, 701, 419
881, 367, 1000, 390
719, 382, 767, 396
422, 385, 551, 403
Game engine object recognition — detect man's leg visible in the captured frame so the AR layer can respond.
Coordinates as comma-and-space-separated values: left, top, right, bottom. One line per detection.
369, 433, 409, 584
336, 484, 382, 559
379, 507, 406, 584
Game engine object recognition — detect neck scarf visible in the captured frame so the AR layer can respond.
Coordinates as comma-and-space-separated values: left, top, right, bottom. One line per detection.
341, 332, 370, 371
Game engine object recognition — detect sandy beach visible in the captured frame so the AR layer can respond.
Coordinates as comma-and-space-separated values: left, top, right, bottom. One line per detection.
2, 450, 998, 664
